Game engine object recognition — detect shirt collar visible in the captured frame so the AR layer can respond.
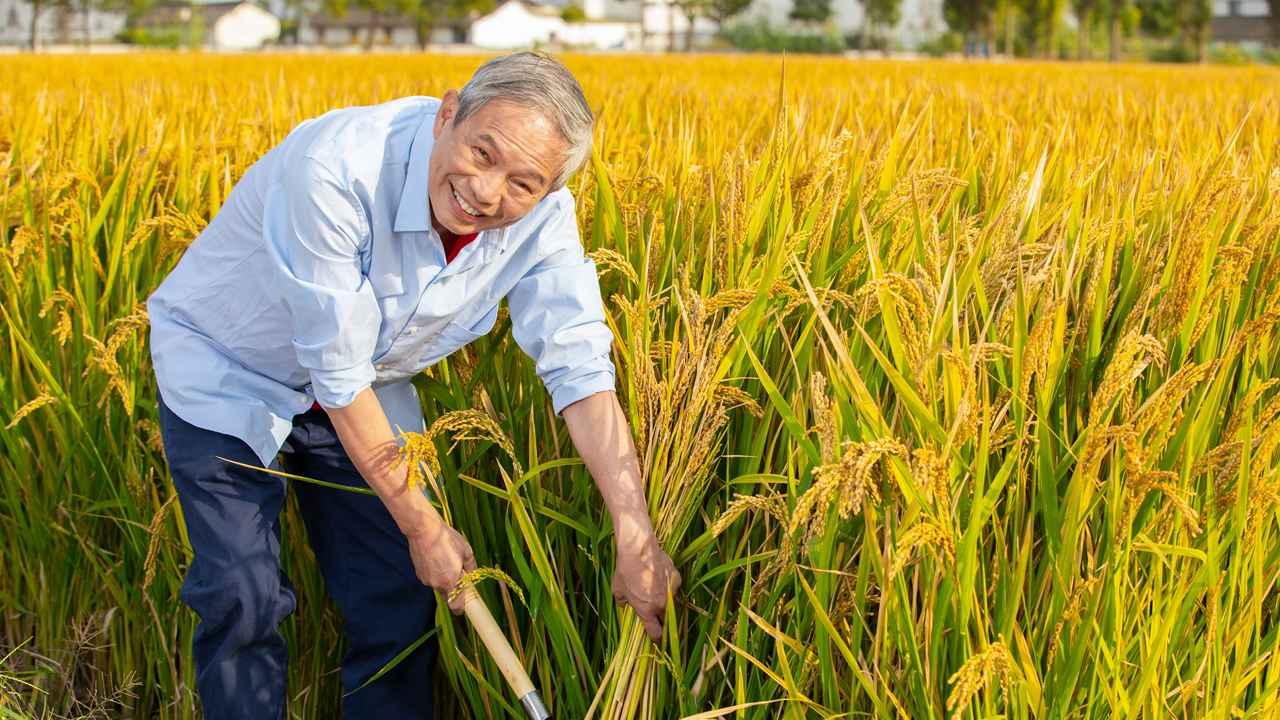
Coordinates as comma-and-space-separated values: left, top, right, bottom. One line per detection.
393, 109, 436, 234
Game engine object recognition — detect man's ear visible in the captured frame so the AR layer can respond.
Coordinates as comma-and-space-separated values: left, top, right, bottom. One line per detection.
433, 89, 460, 139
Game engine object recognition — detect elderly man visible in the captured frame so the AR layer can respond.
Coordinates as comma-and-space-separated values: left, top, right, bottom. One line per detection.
147, 52, 680, 719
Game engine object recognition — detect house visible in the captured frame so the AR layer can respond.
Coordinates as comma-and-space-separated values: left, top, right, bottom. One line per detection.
295, 9, 466, 48
0, 0, 126, 46
133, 0, 280, 50
469, 0, 646, 50
1212, 0, 1275, 47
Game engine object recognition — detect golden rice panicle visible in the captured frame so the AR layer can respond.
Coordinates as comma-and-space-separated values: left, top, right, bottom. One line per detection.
426, 409, 521, 475
447, 567, 526, 607
789, 438, 907, 543
911, 445, 950, 510
1046, 574, 1103, 663
888, 519, 955, 579
6, 390, 58, 430
946, 639, 1017, 720
711, 492, 788, 538
397, 430, 440, 492
1089, 329, 1167, 427
586, 247, 638, 286
809, 373, 838, 463
711, 383, 764, 418
37, 289, 77, 347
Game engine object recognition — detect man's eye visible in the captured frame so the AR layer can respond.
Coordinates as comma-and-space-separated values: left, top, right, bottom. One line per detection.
473, 146, 489, 162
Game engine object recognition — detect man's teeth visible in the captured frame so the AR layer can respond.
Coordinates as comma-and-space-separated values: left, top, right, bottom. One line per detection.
453, 188, 481, 217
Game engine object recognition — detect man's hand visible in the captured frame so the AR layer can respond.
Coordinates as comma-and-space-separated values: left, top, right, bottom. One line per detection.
613, 531, 681, 642
407, 519, 478, 614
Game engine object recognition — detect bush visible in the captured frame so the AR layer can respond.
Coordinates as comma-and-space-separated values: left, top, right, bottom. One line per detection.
916, 31, 963, 57
721, 18, 846, 54
560, 3, 586, 22
843, 31, 891, 52
1209, 42, 1253, 65
1146, 42, 1196, 63
119, 17, 205, 48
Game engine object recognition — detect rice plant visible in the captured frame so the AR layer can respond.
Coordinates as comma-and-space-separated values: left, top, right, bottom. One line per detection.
1, 53, 1278, 718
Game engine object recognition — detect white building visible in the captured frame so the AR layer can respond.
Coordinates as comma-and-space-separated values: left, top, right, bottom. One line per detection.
470, 0, 944, 52
1212, 0, 1273, 48
470, 0, 645, 50
134, 1, 280, 50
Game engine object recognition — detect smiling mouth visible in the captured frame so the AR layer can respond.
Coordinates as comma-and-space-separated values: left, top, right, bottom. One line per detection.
450, 182, 485, 219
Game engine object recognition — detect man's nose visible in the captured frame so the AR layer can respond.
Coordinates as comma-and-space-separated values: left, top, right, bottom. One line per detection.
473, 172, 502, 211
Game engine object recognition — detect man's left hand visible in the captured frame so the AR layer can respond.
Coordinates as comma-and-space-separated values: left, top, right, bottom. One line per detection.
612, 531, 682, 643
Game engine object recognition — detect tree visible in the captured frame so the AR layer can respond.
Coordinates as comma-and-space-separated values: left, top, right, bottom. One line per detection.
943, 0, 995, 55
789, 0, 832, 24
403, 0, 491, 49
665, 0, 701, 51
1072, 0, 1096, 57
1017, 0, 1064, 56
865, 0, 902, 51
560, 2, 586, 21
1268, 0, 1280, 46
707, 0, 750, 25
27, 0, 74, 48
1106, 0, 1130, 60
1178, 0, 1212, 61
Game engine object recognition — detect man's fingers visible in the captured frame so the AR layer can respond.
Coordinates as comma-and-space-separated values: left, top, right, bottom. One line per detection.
641, 614, 662, 642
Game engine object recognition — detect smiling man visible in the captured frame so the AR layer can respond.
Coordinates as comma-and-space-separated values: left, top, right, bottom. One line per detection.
146, 52, 680, 719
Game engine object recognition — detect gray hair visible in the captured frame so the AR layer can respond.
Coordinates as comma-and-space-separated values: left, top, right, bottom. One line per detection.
455, 51, 594, 194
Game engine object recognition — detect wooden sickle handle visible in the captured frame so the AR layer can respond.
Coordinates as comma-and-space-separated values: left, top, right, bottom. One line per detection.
459, 587, 550, 719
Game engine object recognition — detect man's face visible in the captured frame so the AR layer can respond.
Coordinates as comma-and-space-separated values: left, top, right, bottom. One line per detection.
428, 89, 567, 235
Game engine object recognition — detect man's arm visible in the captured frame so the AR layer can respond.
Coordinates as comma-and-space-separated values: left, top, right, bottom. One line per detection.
323, 386, 477, 613
561, 389, 681, 642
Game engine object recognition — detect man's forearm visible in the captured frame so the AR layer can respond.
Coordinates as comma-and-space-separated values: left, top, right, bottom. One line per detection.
561, 390, 656, 549
322, 386, 441, 538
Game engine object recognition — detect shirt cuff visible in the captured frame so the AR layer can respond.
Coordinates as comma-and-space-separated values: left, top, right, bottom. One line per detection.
309, 362, 376, 409
551, 368, 617, 416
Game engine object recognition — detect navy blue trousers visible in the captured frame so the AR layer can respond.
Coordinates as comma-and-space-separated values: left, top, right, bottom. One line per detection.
156, 394, 437, 719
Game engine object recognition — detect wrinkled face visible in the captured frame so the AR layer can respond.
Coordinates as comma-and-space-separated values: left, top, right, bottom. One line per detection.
428, 89, 567, 235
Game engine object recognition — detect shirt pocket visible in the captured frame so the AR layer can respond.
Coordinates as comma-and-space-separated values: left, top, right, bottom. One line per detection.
419, 301, 501, 367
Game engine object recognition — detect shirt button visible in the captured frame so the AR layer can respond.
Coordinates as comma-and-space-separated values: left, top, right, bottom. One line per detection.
375, 362, 389, 372
404, 326, 418, 336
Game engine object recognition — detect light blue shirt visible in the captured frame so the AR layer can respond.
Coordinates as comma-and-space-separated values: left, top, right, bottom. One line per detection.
147, 96, 616, 466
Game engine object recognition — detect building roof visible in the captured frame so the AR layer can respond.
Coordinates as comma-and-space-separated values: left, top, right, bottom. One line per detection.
306, 7, 470, 29
1211, 16, 1273, 42
515, 0, 564, 18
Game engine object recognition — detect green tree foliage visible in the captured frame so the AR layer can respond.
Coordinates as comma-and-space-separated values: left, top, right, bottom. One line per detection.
1017, 0, 1064, 56
707, 0, 751, 24
789, 0, 832, 24
560, 2, 586, 21
1176, 0, 1212, 61
1072, 0, 1097, 57
943, 0, 995, 54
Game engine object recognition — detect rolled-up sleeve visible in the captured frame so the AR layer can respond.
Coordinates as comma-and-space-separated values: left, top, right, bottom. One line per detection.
507, 203, 616, 415
262, 156, 379, 409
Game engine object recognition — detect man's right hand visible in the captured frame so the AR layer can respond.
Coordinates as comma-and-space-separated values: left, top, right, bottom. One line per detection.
406, 518, 477, 614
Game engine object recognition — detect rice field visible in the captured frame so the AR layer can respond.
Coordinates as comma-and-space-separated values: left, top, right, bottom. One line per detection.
1, 53, 1279, 719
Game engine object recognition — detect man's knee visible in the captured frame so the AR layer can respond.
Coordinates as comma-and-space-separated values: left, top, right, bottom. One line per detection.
182, 557, 296, 646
